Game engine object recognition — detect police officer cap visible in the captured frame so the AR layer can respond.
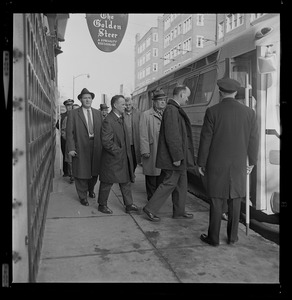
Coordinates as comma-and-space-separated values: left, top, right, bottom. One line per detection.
63, 99, 74, 106
152, 89, 166, 100
217, 78, 241, 93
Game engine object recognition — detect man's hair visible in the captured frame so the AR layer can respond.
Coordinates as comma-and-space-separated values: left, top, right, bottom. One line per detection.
173, 85, 188, 97
111, 95, 125, 108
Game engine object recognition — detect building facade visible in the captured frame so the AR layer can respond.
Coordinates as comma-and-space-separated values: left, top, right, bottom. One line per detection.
134, 20, 162, 90
13, 13, 69, 282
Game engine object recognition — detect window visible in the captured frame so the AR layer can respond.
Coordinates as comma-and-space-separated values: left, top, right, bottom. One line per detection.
146, 50, 151, 62
146, 37, 151, 48
183, 38, 192, 52
174, 27, 177, 38
196, 35, 204, 48
153, 48, 158, 57
146, 66, 151, 76
153, 32, 158, 42
250, 13, 265, 22
178, 23, 182, 34
226, 14, 244, 32
197, 14, 204, 26
153, 63, 158, 72
164, 16, 171, 31
194, 69, 216, 104
183, 16, 192, 34
183, 76, 198, 105
218, 21, 224, 39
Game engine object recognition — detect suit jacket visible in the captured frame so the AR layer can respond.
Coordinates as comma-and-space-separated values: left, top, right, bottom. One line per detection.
156, 99, 195, 171
139, 107, 162, 176
197, 98, 259, 198
66, 107, 103, 179
99, 111, 135, 183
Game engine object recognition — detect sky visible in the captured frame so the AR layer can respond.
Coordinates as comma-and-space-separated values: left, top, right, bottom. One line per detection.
57, 13, 163, 109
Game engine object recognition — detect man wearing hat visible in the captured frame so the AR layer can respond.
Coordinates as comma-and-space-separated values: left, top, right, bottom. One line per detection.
56, 98, 74, 177
143, 85, 196, 222
66, 88, 103, 206
99, 103, 109, 120
197, 78, 259, 246
139, 89, 167, 200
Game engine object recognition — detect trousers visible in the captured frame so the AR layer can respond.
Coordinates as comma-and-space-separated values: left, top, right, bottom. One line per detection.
144, 169, 187, 217
208, 197, 242, 244
98, 181, 133, 206
145, 171, 165, 200
74, 176, 98, 200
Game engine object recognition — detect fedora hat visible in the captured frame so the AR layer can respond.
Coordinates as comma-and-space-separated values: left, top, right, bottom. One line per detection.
63, 99, 74, 106
77, 88, 95, 100
152, 89, 166, 100
217, 78, 241, 93
100, 103, 109, 110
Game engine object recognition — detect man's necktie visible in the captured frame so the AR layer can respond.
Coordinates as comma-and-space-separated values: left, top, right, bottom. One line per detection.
87, 109, 94, 135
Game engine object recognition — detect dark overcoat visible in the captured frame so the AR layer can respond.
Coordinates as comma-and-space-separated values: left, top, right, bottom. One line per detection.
156, 99, 195, 171
99, 111, 135, 183
66, 107, 103, 179
197, 98, 259, 199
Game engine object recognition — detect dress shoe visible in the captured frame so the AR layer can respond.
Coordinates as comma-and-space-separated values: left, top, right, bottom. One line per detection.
98, 205, 113, 214
143, 207, 160, 222
173, 213, 193, 219
125, 204, 139, 213
80, 199, 89, 206
200, 234, 219, 247
69, 176, 74, 183
88, 192, 96, 198
222, 212, 228, 221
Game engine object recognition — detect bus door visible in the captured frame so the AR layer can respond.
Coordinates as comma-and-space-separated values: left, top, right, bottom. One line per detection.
228, 54, 258, 208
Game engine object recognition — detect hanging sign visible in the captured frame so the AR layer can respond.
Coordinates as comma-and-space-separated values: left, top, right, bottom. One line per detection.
86, 14, 128, 52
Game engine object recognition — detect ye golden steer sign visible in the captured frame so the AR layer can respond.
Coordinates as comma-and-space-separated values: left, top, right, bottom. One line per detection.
86, 14, 128, 52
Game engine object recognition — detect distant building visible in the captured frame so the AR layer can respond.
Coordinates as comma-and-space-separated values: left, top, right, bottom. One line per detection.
134, 19, 162, 90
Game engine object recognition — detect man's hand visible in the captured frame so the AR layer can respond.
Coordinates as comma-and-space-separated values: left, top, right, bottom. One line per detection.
69, 150, 77, 157
142, 153, 150, 158
198, 166, 205, 176
173, 160, 181, 167
247, 165, 254, 175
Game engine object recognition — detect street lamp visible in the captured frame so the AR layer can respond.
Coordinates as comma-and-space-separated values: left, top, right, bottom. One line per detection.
73, 73, 90, 99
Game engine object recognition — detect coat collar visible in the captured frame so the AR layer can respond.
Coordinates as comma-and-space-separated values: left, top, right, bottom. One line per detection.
167, 98, 180, 108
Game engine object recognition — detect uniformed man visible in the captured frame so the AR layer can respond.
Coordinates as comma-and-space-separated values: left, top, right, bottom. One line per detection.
197, 78, 259, 246
99, 103, 109, 120
56, 99, 74, 177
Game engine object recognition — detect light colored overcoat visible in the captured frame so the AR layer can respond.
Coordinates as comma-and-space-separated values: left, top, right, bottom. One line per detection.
139, 107, 162, 176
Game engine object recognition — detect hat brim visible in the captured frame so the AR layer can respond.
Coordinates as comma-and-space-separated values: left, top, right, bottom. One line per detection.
153, 96, 167, 100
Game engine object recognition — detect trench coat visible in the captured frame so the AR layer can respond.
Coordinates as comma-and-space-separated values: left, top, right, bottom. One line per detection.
99, 111, 135, 183
66, 107, 103, 179
156, 99, 195, 171
124, 108, 141, 164
197, 98, 259, 199
139, 107, 162, 176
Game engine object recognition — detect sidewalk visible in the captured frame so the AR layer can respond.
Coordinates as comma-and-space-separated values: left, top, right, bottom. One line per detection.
37, 160, 279, 283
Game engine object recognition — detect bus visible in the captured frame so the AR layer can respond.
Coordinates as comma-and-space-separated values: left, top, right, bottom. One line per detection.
132, 14, 280, 218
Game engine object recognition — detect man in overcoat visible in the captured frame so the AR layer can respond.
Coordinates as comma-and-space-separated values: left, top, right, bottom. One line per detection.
124, 97, 141, 172
56, 98, 74, 177
97, 95, 139, 214
66, 88, 103, 206
139, 89, 166, 200
197, 78, 259, 246
143, 85, 196, 222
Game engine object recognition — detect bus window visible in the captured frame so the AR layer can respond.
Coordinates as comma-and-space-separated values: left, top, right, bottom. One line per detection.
183, 75, 198, 105
194, 69, 216, 104
167, 83, 177, 99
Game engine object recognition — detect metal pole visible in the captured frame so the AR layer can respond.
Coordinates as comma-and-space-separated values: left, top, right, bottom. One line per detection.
245, 73, 250, 235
